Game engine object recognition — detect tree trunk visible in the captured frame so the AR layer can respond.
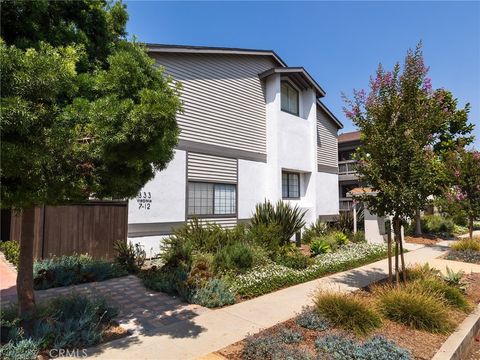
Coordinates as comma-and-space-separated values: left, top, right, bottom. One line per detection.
393, 217, 406, 283
414, 209, 422, 236
17, 208, 36, 330
469, 216, 474, 239
387, 225, 392, 282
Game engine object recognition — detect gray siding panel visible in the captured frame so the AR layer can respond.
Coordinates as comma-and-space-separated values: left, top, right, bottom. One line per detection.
317, 107, 339, 169
198, 217, 237, 229
152, 53, 276, 155
187, 152, 237, 183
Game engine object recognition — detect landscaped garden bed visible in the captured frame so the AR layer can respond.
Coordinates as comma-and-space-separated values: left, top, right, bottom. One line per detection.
0, 240, 145, 291
216, 266, 480, 360
445, 237, 480, 264
0, 294, 127, 360
138, 201, 391, 308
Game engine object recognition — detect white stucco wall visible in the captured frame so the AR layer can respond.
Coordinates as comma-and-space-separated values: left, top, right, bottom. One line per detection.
365, 208, 386, 244
238, 159, 267, 219
316, 172, 340, 216
128, 149, 186, 224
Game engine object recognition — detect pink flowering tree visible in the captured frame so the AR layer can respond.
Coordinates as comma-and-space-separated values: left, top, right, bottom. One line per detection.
343, 43, 472, 282
444, 149, 480, 238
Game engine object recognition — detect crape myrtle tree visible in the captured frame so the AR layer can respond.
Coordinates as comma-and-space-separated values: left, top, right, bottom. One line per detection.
0, 0, 182, 322
342, 43, 471, 282
443, 149, 480, 239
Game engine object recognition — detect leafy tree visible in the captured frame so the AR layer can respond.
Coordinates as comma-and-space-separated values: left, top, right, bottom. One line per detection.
1, 1, 182, 321
443, 149, 480, 238
343, 43, 471, 282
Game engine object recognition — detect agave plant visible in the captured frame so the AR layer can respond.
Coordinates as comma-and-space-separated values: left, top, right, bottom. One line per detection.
251, 200, 306, 246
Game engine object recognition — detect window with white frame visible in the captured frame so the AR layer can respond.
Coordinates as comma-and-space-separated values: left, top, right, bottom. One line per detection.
282, 172, 300, 199
188, 182, 236, 216
281, 81, 299, 115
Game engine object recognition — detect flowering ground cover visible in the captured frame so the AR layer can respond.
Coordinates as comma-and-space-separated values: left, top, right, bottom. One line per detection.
225, 243, 388, 298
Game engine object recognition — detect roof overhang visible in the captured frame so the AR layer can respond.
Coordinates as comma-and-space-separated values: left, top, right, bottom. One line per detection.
317, 100, 344, 129
146, 43, 287, 67
258, 67, 326, 97
347, 187, 377, 197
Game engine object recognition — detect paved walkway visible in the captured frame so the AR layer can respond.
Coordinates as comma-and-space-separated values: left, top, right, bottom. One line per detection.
0, 273, 209, 336
73, 242, 453, 360
0, 253, 17, 297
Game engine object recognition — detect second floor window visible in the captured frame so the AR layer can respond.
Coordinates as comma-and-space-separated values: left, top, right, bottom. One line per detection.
188, 182, 236, 216
281, 81, 299, 115
282, 172, 300, 199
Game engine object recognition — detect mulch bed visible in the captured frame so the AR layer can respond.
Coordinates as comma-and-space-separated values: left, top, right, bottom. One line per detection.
217, 273, 480, 360
405, 234, 442, 245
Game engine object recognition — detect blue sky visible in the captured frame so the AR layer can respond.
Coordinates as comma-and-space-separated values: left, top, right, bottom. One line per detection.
125, 1, 480, 147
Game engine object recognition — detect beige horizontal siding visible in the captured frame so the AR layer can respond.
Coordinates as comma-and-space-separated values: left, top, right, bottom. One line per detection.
151, 53, 276, 155
317, 107, 338, 169
188, 152, 237, 183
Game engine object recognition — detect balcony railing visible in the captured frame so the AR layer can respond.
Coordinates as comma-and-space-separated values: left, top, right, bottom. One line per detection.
338, 160, 357, 175
339, 197, 353, 211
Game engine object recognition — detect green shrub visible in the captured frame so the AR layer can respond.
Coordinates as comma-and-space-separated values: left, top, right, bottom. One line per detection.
315, 335, 411, 360
169, 218, 227, 253
251, 200, 306, 246
114, 240, 146, 273
375, 285, 453, 333
278, 327, 303, 344
451, 238, 480, 252
414, 279, 471, 311
0, 240, 19, 266
0, 339, 39, 360
404, 263, 440, 281
141, 266, 190, 297
314, 292, 381, 335
296, 307, 330, 331
275, 246, 311, 269
192, 278, 235, 308
242, 335, 311, 360
302, 218, 328, 244
213, 243, 254, 272
331, 212, 354, 235
310, 238, 331, 256
33, 254, 126, 290
248, 222, 283, 257
351, 230, 366, 243
1, 295, 117, 352
159, 234, 193, 269
333, 231, 349, 245
442, 266, 465, 287
421, 215, 454, 236
446, 249, 480, 264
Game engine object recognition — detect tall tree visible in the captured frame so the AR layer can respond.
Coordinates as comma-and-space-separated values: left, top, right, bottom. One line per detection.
1, 1, 182, 321
343, 43, 471, 282
443, 149, 480, 239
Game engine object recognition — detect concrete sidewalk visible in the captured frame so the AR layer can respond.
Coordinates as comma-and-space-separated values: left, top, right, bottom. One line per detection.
79, 242, 451, 360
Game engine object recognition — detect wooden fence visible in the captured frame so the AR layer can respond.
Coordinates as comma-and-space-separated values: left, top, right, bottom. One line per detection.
9, 201, 128, 260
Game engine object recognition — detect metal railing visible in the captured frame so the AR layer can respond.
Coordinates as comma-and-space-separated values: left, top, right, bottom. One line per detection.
338, 160, 357, 175
339, 197, 353, 211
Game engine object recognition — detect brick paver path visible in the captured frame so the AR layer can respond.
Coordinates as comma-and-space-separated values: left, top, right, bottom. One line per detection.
0, 253, 17, 297
0, 274, 209, 335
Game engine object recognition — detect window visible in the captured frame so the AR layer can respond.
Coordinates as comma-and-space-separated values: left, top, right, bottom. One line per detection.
282, 172, 300, 199
281, 81, 299, 115
188, 182, 236, 216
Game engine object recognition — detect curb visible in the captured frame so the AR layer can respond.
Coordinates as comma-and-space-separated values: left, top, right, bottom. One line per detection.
432, 303, 480, 360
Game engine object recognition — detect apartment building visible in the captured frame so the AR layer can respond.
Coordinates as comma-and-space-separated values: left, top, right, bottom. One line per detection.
338, 131, 361, 212
127, 45, 343, 253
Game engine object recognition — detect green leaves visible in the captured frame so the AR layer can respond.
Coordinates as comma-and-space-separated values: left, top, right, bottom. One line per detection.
343, 43, 472, 221
0, 2, 182, 208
